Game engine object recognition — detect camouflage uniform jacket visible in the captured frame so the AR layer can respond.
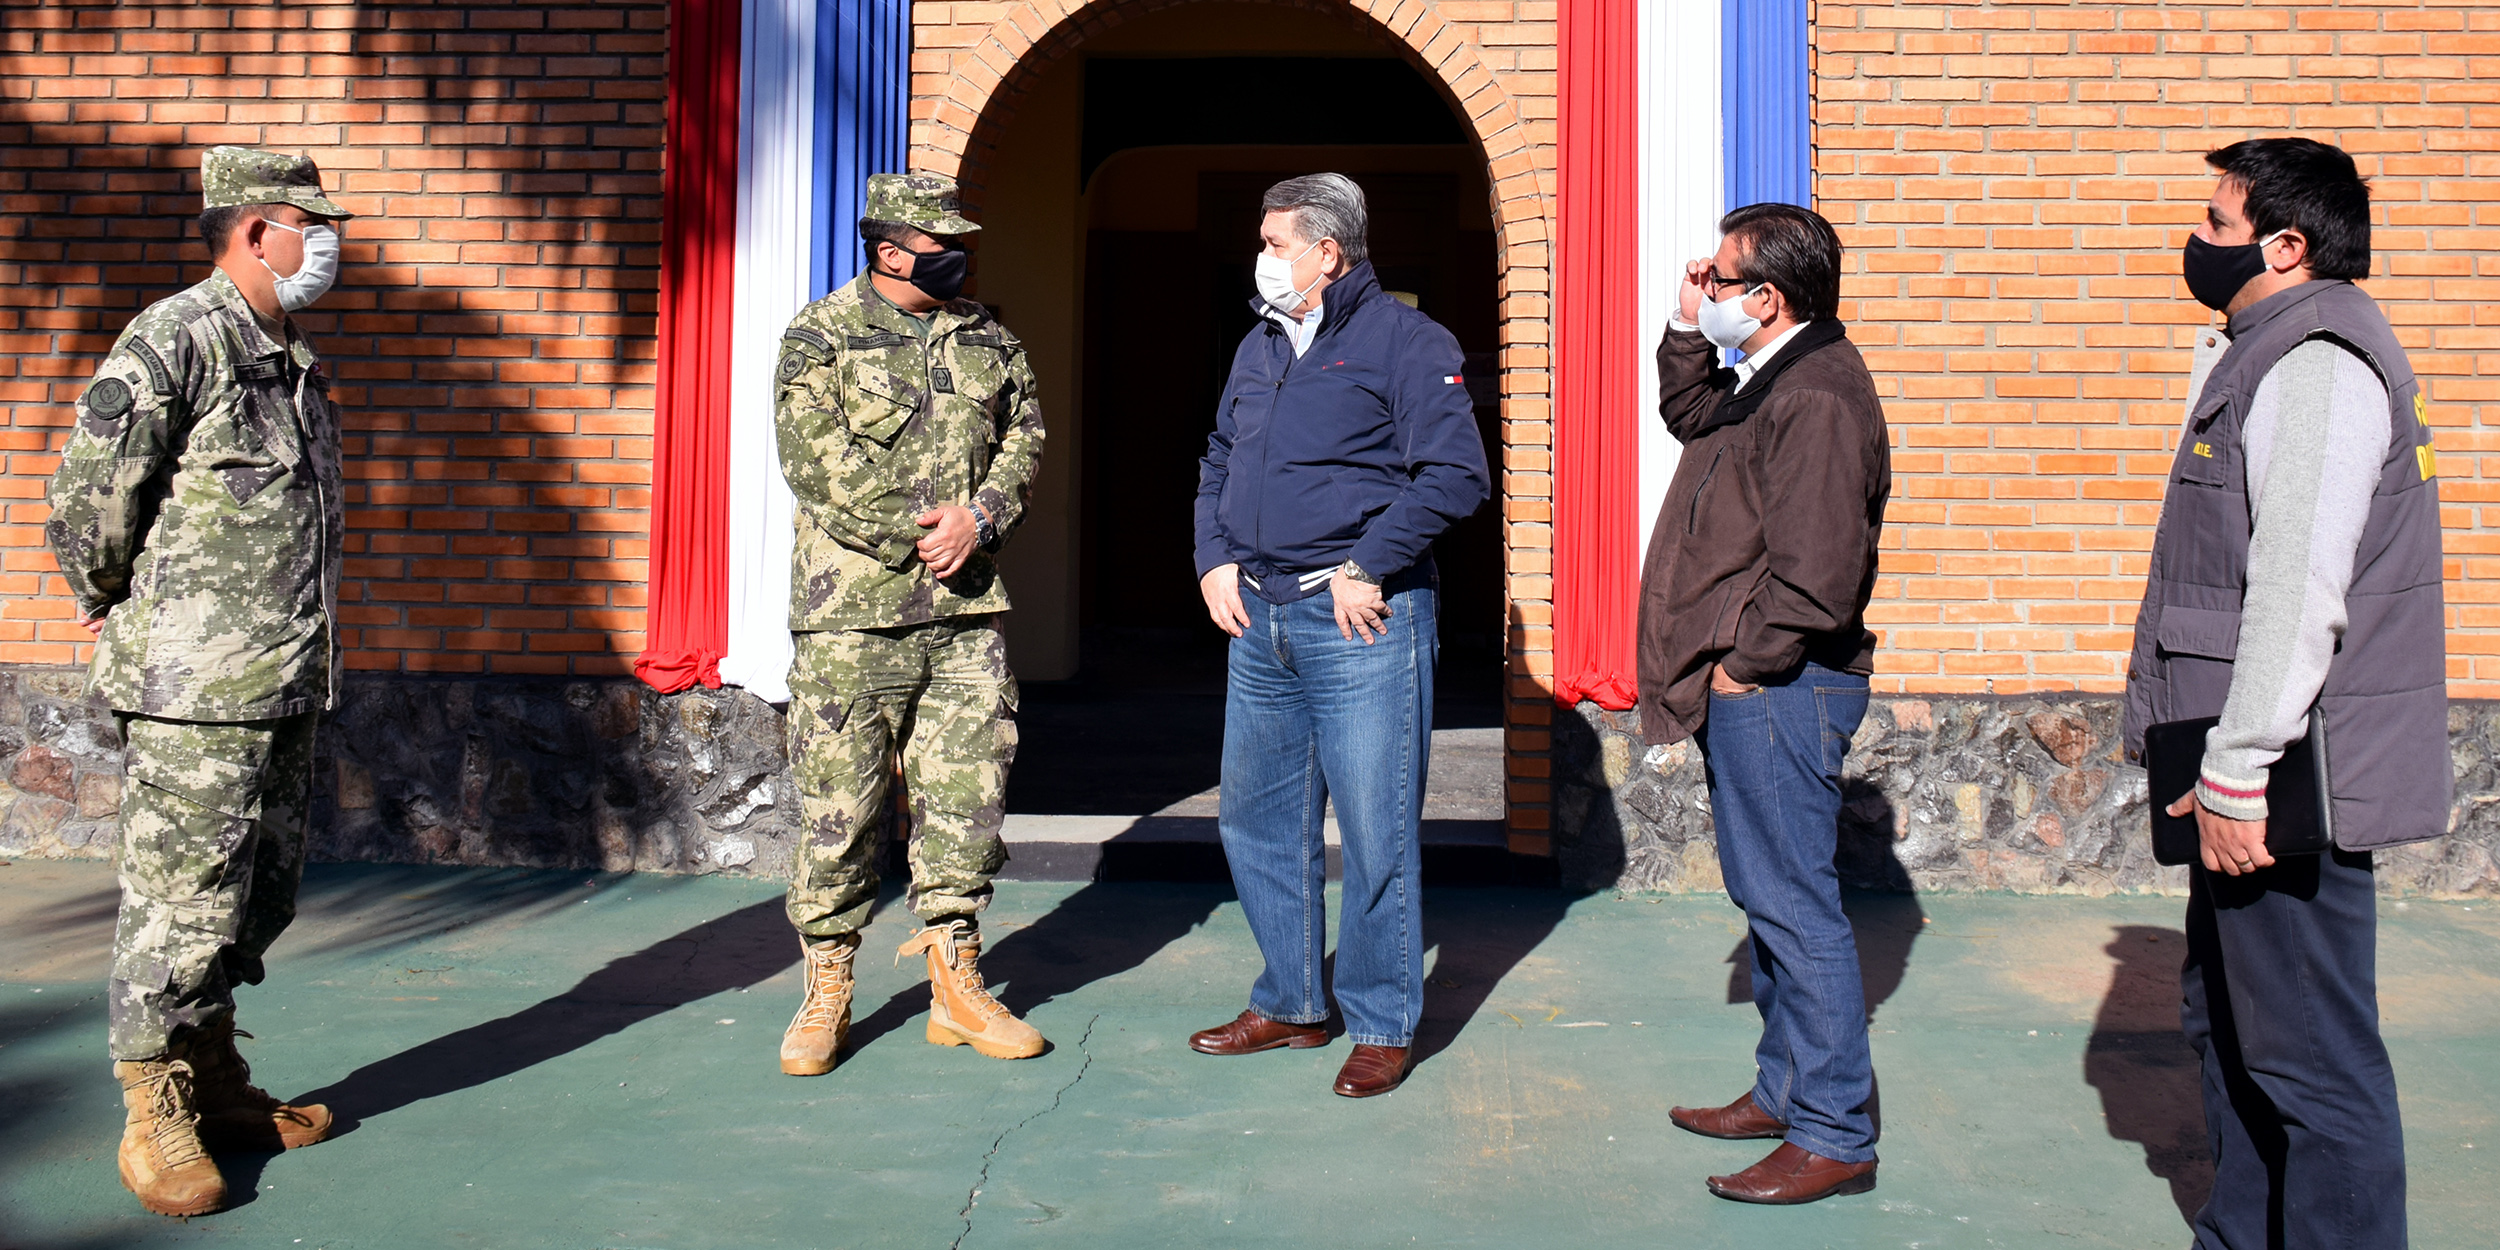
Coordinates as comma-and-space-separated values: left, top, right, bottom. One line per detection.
775, 271, 1044, 630
46, 269, 345, 721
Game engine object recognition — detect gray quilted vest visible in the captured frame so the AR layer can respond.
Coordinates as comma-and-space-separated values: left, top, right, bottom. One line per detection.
2121, 280, 2449, 850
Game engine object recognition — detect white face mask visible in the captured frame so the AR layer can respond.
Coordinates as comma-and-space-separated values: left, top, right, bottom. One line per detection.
1698, 283, 1765, 351
1255, 238, 1326, 314
258, 220, 340, 312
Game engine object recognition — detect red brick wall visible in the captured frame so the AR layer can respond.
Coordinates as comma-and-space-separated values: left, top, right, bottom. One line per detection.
0, 0, 667, 678
1817, 0, 2500, 696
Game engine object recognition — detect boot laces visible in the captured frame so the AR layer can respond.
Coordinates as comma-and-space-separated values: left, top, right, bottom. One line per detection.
136, 1061, 210, 1168
198, 1028, 279, 1112
943, 935, 1011, 1020
791, 940, 856, 1033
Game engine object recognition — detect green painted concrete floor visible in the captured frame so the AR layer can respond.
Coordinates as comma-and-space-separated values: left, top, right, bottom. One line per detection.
3, 860, 2497, 1250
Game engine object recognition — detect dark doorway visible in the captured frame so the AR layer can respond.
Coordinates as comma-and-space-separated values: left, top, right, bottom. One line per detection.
999, 44, 1506, 829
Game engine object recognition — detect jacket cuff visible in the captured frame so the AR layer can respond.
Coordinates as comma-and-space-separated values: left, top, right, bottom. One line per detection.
1345, 539, 1408, 584
2195, 767, 2269, 822
1192, 541, 1234, 580
873, 530, 922, 572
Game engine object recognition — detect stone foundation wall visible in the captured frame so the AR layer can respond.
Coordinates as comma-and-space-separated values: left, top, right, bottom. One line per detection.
7, 664, 2498, 899
0, 668, 802, 880
1551, 696, 2500, 898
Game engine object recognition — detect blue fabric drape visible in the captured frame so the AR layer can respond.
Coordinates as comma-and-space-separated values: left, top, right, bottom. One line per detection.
1721, 0, 1809, 211
813, 0, 910, 298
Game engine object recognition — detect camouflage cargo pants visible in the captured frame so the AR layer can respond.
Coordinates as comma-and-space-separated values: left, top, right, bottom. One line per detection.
784, 617, 1016, 938
108, 712, 318, 1061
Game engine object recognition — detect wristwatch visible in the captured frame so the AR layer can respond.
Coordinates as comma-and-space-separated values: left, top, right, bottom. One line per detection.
970, 503, 999, 548
1337, 558, 1380, 586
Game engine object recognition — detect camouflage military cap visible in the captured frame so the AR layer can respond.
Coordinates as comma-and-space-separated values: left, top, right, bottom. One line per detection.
201, 146, 354, 218
860, 173, 979, 236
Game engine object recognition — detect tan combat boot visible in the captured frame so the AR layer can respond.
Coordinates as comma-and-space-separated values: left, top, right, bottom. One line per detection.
188, 1020, 333, 1151
115, 1058, 227, 1217
898, 921, 1045, 1060
780, 932, 861, 1075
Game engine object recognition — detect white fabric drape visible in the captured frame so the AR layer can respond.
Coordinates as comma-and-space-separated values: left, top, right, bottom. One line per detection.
718, 0, 816, 703
1635, 0, 1723, 567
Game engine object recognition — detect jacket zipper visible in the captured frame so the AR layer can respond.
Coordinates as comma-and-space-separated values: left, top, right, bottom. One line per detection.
1687, 448, 1725, 535
1251, 323, 1299, 570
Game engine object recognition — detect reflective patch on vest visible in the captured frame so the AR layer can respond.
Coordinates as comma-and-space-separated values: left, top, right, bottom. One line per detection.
2192, 441, 2212, 458
2414, 392, 2430, 427
2417, 443, 2437, 482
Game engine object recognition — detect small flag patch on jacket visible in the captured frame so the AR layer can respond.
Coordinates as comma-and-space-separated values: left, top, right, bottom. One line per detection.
1443, 374, 1463, 384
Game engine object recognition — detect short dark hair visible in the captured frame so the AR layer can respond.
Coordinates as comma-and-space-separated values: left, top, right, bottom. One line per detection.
199, 204, 267, 256
860, 218, 915, 260
2204, 138, 2371, 280
1718, 202, 1842, 323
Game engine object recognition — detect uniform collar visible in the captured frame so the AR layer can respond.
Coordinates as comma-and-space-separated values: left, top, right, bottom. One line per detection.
853, 269, 983, 336
205, 267, 289, 359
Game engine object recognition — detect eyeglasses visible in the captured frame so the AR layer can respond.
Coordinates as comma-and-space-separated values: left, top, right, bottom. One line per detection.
1700, 269, 1751, 294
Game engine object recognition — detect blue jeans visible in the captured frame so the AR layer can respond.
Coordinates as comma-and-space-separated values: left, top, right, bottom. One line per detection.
2185, 849, 2406, 1250
1217, 583, 1436, 1048
1699, 662, 1876, 1162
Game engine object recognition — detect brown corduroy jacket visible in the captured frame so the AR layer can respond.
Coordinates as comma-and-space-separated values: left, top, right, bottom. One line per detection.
1636, 320, 1891, 745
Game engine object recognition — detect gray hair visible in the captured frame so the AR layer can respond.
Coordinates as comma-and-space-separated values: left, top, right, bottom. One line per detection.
1261, 173, 1370, 267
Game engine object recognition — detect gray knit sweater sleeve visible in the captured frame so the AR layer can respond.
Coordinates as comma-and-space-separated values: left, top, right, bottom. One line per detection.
2196, 338, 2391, 820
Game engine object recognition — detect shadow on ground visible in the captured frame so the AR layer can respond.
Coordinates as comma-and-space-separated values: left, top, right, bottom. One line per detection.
2084, 923, 2212, 1219
292, 898, 795, 1135
847, 881, 1232, 1055
1416, 888, 1585, 1066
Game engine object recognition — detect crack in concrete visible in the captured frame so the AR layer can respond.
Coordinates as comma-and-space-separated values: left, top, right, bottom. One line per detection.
950, 1013, 1098, 1250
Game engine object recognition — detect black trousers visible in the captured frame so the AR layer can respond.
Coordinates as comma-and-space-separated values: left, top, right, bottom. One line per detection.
2183, 848, 2406, 1249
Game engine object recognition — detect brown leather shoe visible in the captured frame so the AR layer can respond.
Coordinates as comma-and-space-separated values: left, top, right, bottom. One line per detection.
1189, 1009, 1330, 1056
1706, 1141, 1877, 1205
1330, 1044, 1410, 1098
1669, 1090, 1788, 1140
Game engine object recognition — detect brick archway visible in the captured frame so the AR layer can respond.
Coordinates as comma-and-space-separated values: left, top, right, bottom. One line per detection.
908, 0, 1558, 852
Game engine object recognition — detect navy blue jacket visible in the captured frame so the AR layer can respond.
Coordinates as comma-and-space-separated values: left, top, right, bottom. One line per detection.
1193, 262, 1491, 604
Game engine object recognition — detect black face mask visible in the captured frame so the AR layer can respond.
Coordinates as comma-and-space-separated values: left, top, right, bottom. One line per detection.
2181, 231, 2279, 312
888, 244, 968, 303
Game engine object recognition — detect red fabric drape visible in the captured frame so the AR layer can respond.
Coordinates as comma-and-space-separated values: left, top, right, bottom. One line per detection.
1552, 0, 1642, 710
636, 0, 742, 693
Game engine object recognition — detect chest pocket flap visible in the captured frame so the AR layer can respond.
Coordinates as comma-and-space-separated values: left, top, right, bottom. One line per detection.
2175, 396, 2233, 487
850, 369, 922, 445
2155, 604, 2241, 661
235, 354, 307, 468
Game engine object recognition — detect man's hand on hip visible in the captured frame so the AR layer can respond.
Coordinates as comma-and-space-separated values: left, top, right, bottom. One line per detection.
2165, 789, 2275, 876
1709, 662, 1758, 695
914, 506, 978, 578
1200, 563, 1250, 638
1331, 570, 1391, 645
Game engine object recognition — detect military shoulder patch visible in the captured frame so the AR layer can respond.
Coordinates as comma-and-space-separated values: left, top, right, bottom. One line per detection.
82, 376, 134, 427
126, 338, 176, 397
777, 349, 809, 383
955, 330, 1006, 349
783, 325, 836, 358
